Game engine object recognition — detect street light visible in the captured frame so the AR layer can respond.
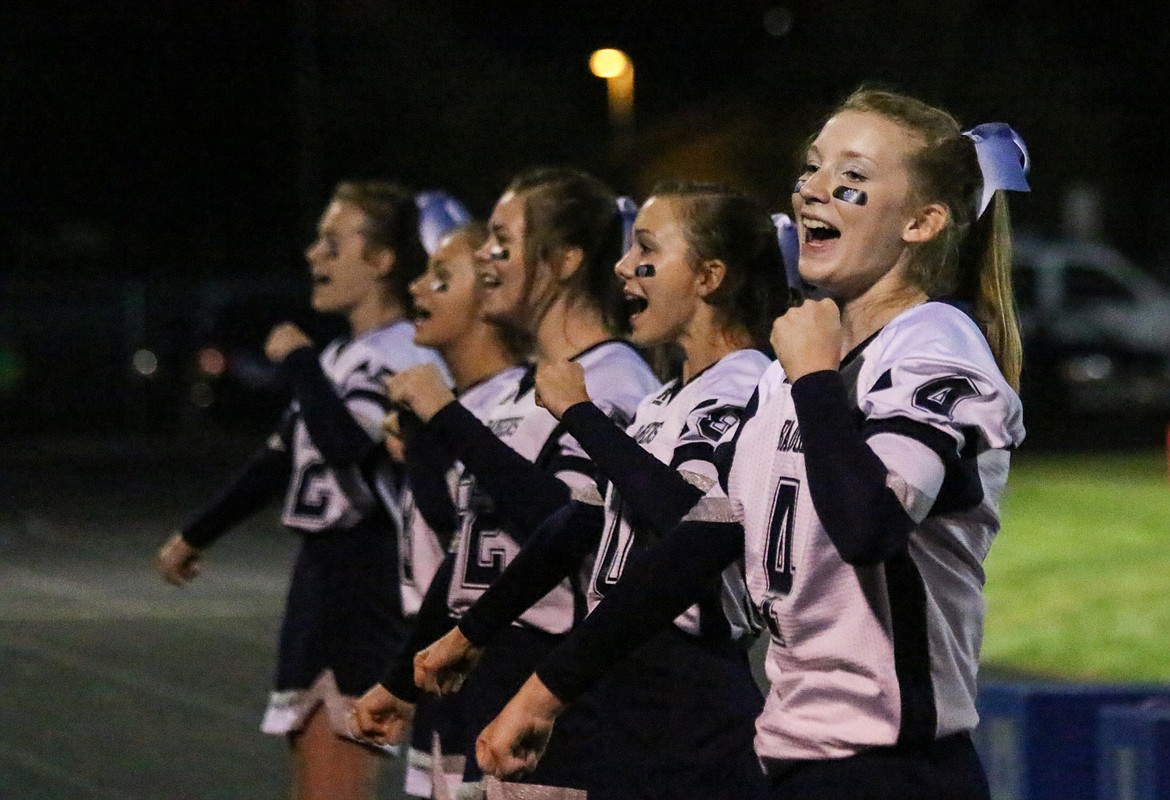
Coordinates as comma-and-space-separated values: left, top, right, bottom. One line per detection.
589, 48, 634, 131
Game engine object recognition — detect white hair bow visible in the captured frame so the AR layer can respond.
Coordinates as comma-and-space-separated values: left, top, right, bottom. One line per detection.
962, 122, 1031, 218
617, 196, 639, 254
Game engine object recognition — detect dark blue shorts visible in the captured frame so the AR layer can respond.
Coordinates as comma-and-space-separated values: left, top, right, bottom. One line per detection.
405, 690, 469, 797
275, 517, 408, 696
410, 690, 469, 757
454, 625, 566, 784
527, 625, 769, 800
761, 731, 989, 800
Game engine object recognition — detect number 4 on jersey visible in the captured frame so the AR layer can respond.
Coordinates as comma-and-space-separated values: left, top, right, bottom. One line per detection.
761, 477, 798, 645
764, 477, 798, 594
912, 375, 980, 417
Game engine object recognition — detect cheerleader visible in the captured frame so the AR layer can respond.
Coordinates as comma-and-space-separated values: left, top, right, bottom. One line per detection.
156, 181, 452, 800
477, 88, 1030, 800
411, 182, 791, 800
386, 220, 528, 798
350, 168, 661, 797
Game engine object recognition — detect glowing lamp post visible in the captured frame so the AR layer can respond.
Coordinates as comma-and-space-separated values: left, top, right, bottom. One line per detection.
589, 48, 634, 131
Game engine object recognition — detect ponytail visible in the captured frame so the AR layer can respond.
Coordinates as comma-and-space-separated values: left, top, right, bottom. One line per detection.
970, 194, 1022, 390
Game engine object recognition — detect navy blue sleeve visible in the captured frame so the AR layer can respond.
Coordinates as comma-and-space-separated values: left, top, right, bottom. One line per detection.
281, 346, 381, 469
458, 501, 604, 646
790, 370, 917, 565
559, 402, 704, 538
427, 401, 571, 537
535, 518, 742, 704
179, 436, 291, 549
398, 409, 459, 548
379, 553, 457, 703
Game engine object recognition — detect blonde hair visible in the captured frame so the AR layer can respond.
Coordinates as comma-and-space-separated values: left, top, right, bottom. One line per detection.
836, 89, 1022, 389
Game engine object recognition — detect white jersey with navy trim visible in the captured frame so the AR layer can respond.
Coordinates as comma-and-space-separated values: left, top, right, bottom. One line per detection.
396, 365, 527, 618
281, 320, 449, 533
447, 340, 660, 635
727, 302, 1024, 761
587, 348, 771, 640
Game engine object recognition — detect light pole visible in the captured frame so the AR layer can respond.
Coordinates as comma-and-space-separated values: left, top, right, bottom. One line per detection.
589, 48, 634, 133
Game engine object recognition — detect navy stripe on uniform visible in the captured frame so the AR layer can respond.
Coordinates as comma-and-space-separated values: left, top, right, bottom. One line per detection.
884, 550, 937, 746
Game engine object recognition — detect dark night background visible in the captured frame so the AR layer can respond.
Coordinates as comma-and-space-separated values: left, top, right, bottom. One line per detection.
2, 9, 1168, 799
3, 0, 1170, 435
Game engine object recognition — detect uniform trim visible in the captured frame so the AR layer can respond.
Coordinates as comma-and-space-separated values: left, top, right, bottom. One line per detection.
885, 550, 938, 746
546, 454, 595, 480
669, 442, 715, 470
343, 387, 394, 409
933, 454, 985, 516
533, 422, 568, 470
569, 337, 638, 362
681, 497, 743, 523
864, 415, 962, 460
676, 469, 716, 492
866, 416, 987, 516
570, 484, 605, 505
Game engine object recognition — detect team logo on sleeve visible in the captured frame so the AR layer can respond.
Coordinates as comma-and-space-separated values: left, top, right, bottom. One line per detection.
696, 406, 743, 442
632, 421, 664, 444
486, 416, 524, 437
912, 376, 980, 416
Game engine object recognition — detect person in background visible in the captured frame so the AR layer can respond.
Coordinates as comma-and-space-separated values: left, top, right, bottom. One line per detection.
350, 167, 660, 798
156, 180, 456, 800
477, 87, 1030, 800
383, 220, 528, 799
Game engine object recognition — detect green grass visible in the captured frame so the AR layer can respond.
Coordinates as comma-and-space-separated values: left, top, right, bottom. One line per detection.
983, 448, 1170, 682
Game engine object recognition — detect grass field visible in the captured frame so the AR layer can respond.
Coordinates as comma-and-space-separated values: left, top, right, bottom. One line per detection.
983, 447, 1170, 683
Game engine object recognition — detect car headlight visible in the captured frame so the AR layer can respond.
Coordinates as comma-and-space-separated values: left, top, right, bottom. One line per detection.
1061, 354, 1114, 383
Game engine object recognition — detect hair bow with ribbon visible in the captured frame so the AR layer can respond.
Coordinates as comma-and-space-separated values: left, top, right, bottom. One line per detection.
962, 122, 1031, 218
416, 190, 473, 255
616, 196, 639, 254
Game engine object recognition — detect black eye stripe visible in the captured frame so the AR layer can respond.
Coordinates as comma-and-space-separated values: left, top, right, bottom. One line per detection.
833, 186, 867, 205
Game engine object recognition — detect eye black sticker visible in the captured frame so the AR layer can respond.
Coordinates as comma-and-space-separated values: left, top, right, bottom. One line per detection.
634, 264, 656, 277
832, 186, 867, 205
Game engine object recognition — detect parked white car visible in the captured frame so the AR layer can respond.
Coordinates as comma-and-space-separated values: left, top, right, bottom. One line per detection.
1013, 234, 1170, 416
